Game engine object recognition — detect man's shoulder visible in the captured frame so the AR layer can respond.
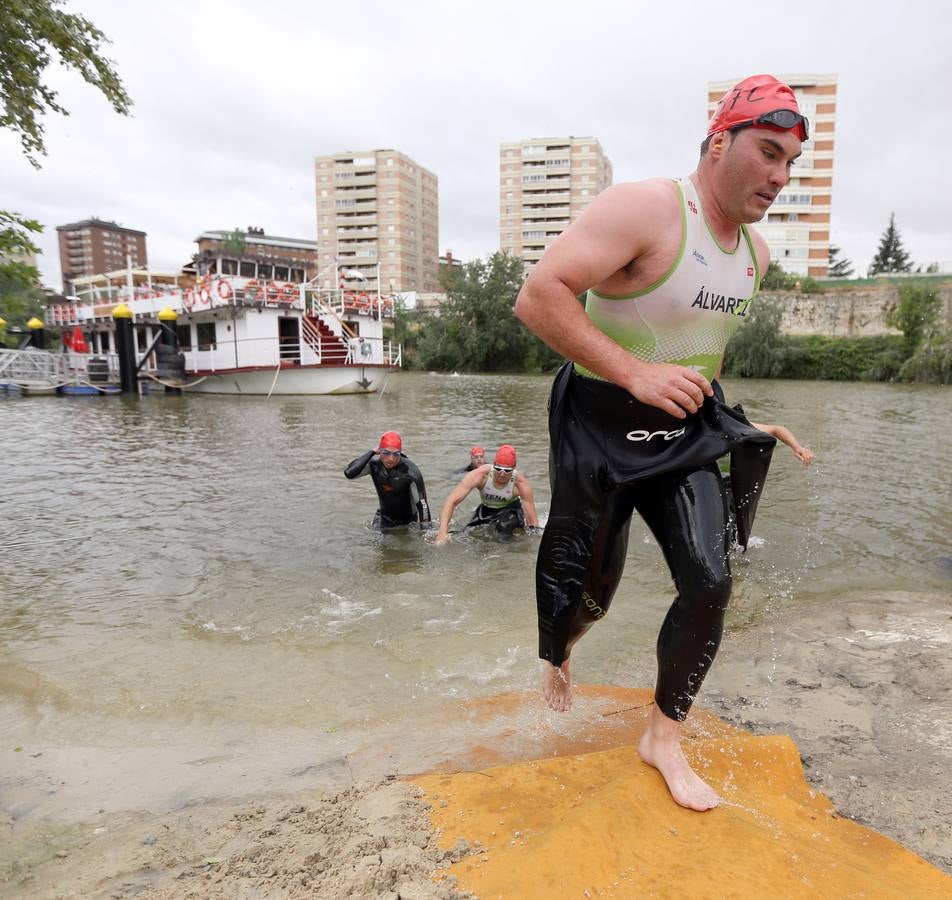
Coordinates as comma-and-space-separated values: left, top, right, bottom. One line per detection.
744, 225, 770, 271
586, 178, 683, 233
602, 177, 681, 208
465, 464, 491, 485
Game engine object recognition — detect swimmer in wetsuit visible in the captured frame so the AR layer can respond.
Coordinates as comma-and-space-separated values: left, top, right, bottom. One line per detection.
515, 74, 807, 810
344, 431, 432, 530
435, 445, 540, 545
452, 446, 485, 475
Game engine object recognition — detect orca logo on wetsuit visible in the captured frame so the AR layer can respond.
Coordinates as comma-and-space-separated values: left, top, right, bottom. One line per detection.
626, 427, 686, 442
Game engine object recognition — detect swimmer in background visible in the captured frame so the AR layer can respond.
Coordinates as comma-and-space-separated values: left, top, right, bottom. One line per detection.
344, 431, 432, 530
435, 444, 540, 545
750, 421, 814, 464
453, 446, 486, 474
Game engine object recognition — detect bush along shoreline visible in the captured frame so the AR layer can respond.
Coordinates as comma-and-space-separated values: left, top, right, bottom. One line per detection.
722, 286, 951, 385
387, 253, 949, 385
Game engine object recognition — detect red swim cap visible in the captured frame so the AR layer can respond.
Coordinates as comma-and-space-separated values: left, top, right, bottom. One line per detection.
495, 444, 517, 467
378, 431, 402, 451
707, 74, 807, 141
470, 446, 485, 458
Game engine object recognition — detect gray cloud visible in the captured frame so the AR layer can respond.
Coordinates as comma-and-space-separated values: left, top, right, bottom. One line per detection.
3, 0, 950, 287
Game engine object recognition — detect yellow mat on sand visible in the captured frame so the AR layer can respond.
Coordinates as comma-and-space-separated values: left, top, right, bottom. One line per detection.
411, 687, 950, 898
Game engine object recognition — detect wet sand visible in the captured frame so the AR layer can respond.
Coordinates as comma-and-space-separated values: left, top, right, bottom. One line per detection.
3, 589, 950, 897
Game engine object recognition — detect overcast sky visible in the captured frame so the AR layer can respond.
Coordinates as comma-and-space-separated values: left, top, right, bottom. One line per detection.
3, 0, 950, 289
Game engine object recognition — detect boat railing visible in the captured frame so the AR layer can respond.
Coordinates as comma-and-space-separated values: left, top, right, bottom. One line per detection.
0, 348, 119, 386
175, 333, 401, 372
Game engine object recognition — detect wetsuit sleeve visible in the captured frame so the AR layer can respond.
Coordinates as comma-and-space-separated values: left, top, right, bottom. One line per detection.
408, 463, 432, 523
344, 450, 375, 479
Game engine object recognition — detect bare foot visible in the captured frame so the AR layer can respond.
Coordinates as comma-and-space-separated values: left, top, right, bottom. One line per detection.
541, 659, 572, 712
637, 704, 721, 811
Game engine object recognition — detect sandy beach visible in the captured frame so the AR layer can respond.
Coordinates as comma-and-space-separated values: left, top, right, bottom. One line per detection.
3, 588, 950, 898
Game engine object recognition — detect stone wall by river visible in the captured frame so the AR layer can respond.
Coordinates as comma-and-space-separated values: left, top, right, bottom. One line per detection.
766, 279, 952, 337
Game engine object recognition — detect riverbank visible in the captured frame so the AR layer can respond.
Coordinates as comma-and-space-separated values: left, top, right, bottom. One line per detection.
4, 588, 949, 898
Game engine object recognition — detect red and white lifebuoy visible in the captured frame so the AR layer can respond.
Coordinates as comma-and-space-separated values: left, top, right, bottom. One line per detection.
217, 280, 233, 301
280, 282, 298, 304
264, 281, 282, 304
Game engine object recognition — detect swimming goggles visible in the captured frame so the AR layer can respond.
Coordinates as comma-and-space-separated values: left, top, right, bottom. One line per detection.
379, 449, 401, 458
732, 108, 809, 140
492, 464, 514, 474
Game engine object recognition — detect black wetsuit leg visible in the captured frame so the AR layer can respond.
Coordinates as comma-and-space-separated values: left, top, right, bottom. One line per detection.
633, 463, 733, 722
466, 501, 526, 537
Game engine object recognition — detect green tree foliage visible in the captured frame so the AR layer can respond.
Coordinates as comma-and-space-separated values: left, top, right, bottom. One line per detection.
414, 252, 562, 372
887, 284, 940, 355
221, 228, 247, 255
0, 211, 45, 343
759, 260, 796, 291
0, 0, 131, 167
827, 245, 854, 278
759, 260, 823, 294
868, 213, 912, 276
898, 331, 952, 384
722, 297, 787, 377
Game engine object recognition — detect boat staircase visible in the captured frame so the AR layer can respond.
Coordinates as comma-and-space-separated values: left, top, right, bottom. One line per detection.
301, 313, 352, 364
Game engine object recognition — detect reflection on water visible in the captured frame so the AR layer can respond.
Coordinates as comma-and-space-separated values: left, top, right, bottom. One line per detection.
1, 375, 950, 805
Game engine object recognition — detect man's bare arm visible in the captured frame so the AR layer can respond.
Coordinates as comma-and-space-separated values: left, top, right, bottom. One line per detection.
435, 468, 485, 544
514, 473, 539, 527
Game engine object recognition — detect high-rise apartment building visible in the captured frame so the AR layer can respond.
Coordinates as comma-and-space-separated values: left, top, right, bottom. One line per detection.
314, 149, 439, 294
499, 137, 612, 268
707, 74, 837, 278
56, 218, 147, 294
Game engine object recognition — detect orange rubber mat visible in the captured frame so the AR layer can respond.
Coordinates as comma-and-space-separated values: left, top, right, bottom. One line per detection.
411, 687, 950, 898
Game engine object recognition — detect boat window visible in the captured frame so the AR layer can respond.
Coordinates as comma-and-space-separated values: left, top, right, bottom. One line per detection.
221, 259, 238, 275
239, 261, 255, 277
196, 322, 217, 350
176, 324, 192, 350
290, 268, 304, 282
258, 264, 273, 279
136, 327, 149, 352
274, 266, 289, 281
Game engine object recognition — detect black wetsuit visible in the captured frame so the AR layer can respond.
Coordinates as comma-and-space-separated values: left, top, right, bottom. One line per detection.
466, 499, 526, 536
344, 450, 432, 529
537, 363, 775, 721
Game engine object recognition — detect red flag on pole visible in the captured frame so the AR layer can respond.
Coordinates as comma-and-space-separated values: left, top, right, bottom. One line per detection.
71, 326, 89, 354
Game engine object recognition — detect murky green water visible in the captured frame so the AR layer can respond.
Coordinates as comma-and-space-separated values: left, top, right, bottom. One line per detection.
1, 373, 950, 818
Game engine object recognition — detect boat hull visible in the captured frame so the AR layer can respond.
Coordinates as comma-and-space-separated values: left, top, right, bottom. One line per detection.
183, 364, 391, 396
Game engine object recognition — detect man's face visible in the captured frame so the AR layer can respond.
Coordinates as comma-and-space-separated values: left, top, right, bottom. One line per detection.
714, 127, 802, 223
491, 464, 514, 486
379, 448, 401, 469
471, 453, 485, 467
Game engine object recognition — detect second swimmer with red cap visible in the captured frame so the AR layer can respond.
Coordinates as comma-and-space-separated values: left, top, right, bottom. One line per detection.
453, 446, 486, 475
435, 445, 540, 545
344, 431, 432, 530
515, 74, 805, 812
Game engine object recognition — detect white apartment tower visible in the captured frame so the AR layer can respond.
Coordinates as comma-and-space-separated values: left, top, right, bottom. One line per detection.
708, 74, 838, 278
499, 137, 613, 268
314, 149, 439, 294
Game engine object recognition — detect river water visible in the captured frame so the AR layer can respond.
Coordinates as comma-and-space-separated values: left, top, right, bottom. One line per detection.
1, 373, 950, 821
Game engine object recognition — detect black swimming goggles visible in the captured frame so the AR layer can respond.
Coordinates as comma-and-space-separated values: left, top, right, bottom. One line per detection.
732, 109, 809, 141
